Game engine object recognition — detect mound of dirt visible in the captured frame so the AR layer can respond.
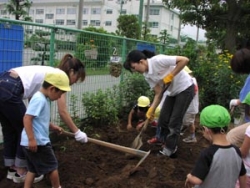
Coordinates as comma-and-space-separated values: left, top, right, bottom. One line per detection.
0, 119, 210, 188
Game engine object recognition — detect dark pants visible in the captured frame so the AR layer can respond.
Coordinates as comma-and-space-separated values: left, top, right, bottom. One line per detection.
158, 84, 195, 151
23, 143, 58, 175
0, 71, 26, 167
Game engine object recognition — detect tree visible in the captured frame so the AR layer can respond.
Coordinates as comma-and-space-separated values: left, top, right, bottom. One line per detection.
163, 0, 250, 52
116, 15, 140, 39
5, 0, 32, 21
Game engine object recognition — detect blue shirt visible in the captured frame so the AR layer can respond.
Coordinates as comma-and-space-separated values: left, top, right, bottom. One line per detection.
239, 75, 250, 122
21, 91, 51, 146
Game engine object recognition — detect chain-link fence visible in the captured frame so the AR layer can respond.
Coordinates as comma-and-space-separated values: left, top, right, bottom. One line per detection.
0, 18, 164, 129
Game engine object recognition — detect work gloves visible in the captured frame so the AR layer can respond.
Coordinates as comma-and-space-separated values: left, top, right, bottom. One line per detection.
163, 73, 174, 85
74, 129, 88, 143
146, 107, 155, 122
229, 99, 240, 109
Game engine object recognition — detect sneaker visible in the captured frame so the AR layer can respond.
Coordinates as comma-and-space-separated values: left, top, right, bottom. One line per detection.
183, 136, 197, 143
159, 146, 178, 158
13, 173, 44, 183
147, 137, 162, 145
7, 168, 16, 180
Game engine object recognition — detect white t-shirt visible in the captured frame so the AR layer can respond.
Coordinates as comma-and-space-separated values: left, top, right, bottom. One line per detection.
11, 65, 60, 99
244, 125, 250, 176
143, 54, 193, 96
186, 77, 199, 114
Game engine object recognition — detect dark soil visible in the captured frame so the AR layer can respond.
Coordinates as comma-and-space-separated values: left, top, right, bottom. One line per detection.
0, 118, 210, 188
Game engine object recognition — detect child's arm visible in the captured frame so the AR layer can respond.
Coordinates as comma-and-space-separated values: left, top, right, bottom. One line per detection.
185, 173, 202, 187
127, 109, 135, 130
240, 134, 250, 158
239, 174, 246, 188
49, 123, 63, 134
23, 114, 37, 152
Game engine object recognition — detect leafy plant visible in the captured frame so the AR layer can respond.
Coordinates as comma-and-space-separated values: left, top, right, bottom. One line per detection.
117, 72, 154, 119
82, 89, 119, 126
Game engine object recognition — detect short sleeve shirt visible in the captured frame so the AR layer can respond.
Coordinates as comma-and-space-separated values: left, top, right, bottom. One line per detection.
20, 91, 51, 146
192, 144, 246, 188
143, 54, 193, 96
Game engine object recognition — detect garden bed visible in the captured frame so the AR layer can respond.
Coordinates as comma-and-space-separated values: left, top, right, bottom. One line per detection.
0, 119, 210, 188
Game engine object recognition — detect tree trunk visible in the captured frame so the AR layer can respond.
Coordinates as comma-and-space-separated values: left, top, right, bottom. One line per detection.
225, 0, 242, 53
224, 25, 237, 53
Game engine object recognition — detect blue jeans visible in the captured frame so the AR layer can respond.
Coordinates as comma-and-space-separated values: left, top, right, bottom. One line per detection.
0, 71, 27, 168
159, 84, 195, 152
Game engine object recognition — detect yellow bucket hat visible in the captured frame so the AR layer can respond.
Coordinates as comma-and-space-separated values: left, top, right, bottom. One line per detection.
44, 70, 71, 92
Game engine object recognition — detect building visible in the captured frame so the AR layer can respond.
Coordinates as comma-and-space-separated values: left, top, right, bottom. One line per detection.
0, 0, 181, 39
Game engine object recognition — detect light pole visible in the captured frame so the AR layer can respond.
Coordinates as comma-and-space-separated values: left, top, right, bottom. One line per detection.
138, 0, 144, 37
77, 0, 84, 29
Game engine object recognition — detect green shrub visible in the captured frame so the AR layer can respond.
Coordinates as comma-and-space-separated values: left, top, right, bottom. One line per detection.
82, 89, 119, 126
194, 50, 247, 110
118, 72, 154, 118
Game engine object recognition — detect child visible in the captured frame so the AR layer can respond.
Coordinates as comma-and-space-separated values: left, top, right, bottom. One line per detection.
127, 96, 150, 131
182, 66, 199, 143
20, 70, 73, 188
147, 106, 162, 145
124, 50, 194, 157
185, 105, 246, 188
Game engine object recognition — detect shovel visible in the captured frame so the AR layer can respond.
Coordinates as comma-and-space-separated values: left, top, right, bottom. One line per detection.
130, 83, 171, 149
61, 130, 151, 169
130, 119, 149, 149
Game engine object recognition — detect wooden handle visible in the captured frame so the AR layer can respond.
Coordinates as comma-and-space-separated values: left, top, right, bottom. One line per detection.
62, 130, 148, 158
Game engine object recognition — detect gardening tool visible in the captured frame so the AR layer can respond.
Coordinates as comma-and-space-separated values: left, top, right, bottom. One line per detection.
61, 130, 151, 165
130, 83, 171, 149
130, 119, 150, 149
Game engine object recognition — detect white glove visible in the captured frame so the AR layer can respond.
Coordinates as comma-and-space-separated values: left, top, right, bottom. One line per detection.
229, 99, 239, 109
74, 129, 88, 143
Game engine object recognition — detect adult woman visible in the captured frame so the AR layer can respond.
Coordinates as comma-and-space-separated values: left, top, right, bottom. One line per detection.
0, 54, 87, 183
124, 50, 194, 157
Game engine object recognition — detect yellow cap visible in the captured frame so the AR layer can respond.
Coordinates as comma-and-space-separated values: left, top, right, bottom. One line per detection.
44, 70, 71, 91
137, 96, 150, 107
184, 66, 192, 74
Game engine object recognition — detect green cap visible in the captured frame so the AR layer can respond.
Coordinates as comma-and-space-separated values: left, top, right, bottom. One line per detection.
242, 92, 250, 105
200, 105, 231, 128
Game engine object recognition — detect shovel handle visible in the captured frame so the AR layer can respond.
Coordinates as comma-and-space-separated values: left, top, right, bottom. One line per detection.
61, 130, 148, 158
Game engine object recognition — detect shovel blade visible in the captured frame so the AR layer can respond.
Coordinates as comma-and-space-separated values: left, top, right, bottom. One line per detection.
131, 133, 143, 149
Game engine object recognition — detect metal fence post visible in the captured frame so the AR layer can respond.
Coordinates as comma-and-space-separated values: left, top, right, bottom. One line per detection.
49, 28, 56, 66
120, 36, 127, 83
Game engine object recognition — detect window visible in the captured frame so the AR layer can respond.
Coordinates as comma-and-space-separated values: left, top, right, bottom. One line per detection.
171, 13, 174, 20
82, 20, 88, 26
106, 9, 112, 14
25, 29, 33, 34
105, 21, 112, 26
90, 20, 100, 26
66, 20, 76, 25
55, 19, 64, 25
121, 9, 126, 14
149, 22, 159, 28
45, 14, 54, 19
149, 9, 159, 15
36, 9, 44, 14
35, 19, 43, 23
83, 8, 89, 14
171, 25, 173, 31
56, 8, 65, 14
91, 8, 101, 15
0, 10, 7, 15
67, 8, 76, 14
